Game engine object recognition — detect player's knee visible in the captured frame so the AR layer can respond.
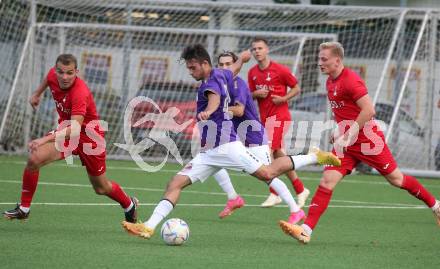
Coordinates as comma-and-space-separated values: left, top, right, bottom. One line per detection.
93, 185, 110, 195
27, 154, 42, 170
255, 167, 273, 182
320, 176, 336, 190
166, 176, 185, 192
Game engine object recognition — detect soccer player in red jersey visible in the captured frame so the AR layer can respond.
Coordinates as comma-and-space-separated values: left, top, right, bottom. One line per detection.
279, 42, 440, 244
248, 37, 310, 208
2, 54, 138, 223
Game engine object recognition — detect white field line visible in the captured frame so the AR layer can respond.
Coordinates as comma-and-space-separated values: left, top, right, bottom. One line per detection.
0, 202, 426, 209
2, 160, 440, 189
0, 179, 424, 208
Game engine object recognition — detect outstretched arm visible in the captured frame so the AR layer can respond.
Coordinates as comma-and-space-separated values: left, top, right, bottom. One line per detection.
230, 50, 251, 76
228, 103, 245, 117
28, 115, 84, 152
197, 92, 220, 121
30, 77, 49, 109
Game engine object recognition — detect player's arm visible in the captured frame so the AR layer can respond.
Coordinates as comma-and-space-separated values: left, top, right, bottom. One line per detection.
272, 84, 300, 105
198, 91, 220, 121
353, 94, 376, 130
228, 102, 245, 117
29, 77, 49, 109
229, 50, 251, 76
28, 115, 84, 152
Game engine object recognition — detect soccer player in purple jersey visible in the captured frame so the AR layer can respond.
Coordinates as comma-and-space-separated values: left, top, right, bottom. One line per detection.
212, 51, 304, 224
121, 44, 340, 240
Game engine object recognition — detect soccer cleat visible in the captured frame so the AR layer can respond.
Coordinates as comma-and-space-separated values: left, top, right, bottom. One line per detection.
433, 200, 440, 226
3, 204, 30, 220
260, 193, 282, 208
219, 195, 245, 219
124, 197, 139, 223
279, 221, 311, 244
310, 147, 341, 167
121, 221, 155, 239
288, 209, 305, 225
296, 188, 310, 208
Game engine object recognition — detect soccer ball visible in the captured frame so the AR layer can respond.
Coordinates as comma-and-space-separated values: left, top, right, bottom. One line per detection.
160, 218, 190, 246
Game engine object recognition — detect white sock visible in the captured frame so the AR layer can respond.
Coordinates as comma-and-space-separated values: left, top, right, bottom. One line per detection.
213, 169, 238, 200
431, 200, 440, 211
19, 206, 30, 213
145, 199, 174, 229
123, 201, 134, 212
290, 154, 318, 170
269, 178, 300, 213
301, 224, 313, 235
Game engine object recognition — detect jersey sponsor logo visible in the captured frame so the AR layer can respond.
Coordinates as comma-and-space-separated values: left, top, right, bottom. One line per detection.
255, 84, 274, 92
329, 100, 345, 109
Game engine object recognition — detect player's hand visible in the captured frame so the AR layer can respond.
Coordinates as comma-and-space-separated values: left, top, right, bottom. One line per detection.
197, 111, 211, 121
240, 50, 252, 63
271, 95, 286, 105
28, 137, 46, 153
254, 89, 269, 98
29, 94, 41, 110
329, 134, 335, 144
334, 132, 357, 156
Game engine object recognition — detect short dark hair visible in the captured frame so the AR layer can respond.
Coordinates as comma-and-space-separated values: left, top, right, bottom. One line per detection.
180, 44, 212, 66
252, 37, 269, 46
217, 51, 238, 64
56, 54, 78, 69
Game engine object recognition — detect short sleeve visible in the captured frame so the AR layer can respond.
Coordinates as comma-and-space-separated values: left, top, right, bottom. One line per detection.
46, 68, 56, 85
70, 83, 88, 116
247, 68, 256, 92
233, 78, 248, 107
346, 75, 368, 101
280, 65, 297, 88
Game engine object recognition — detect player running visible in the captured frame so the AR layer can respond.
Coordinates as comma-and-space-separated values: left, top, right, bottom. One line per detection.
279, 42, 440, 244
249, 37, 310, 208
213, 51, 304, 223
121, 44, 340, 240
2, 54, 138, 223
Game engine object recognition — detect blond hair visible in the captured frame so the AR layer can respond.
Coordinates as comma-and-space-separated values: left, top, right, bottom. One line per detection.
319, 41, 344, 59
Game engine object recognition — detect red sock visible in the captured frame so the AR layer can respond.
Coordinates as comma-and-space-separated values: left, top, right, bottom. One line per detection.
291, 178, 305, 195
20, 169, 40, 208
106, 181, 132, 209
269, 187, 278, 195
401, 174, 436, 207
304, 185, 333, 230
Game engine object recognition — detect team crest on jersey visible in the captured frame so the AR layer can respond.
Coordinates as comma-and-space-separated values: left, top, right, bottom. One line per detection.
252, 76, 256, 81
333, 85, 338, 96
266, 73, 271, 81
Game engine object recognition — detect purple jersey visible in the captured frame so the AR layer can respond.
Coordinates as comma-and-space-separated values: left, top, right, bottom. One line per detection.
197, 68, 237, 149
229, 76, 267, 147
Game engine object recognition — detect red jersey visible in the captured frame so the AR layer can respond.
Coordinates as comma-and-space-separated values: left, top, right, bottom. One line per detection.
248, 61, 297, 122
46, 67, 99, 127
326, 67, 380, 141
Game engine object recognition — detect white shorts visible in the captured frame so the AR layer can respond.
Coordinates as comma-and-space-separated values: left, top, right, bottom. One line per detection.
247, 145, 272, 166
178, 141, 263, 183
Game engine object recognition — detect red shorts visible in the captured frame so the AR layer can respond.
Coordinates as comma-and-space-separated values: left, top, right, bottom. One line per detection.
324, 133, 397, 176
263, 118, 291, 150
59, 132, 106, 176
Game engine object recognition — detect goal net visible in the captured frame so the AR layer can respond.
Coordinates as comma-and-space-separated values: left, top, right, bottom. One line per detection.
1, 0, 439, 175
